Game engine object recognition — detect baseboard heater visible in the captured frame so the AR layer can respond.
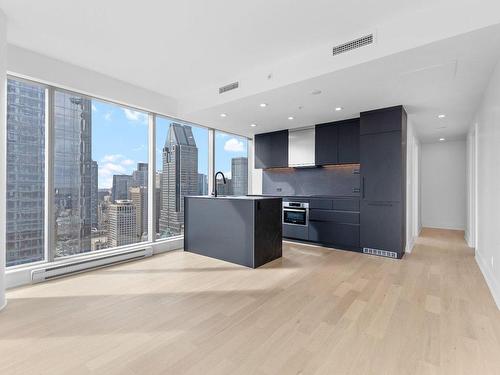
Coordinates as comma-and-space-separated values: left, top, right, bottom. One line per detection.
363, 247, 398, 259
31, 247, 153, 283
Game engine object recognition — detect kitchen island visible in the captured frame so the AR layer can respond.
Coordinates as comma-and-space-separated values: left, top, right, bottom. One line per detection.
184, 196, 282, 268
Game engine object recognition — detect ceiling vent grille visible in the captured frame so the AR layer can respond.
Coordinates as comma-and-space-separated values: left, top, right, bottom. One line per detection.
219, 81, 239, 94
332, 34, 374, 56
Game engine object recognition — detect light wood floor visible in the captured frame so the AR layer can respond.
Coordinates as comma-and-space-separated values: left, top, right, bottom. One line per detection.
1, 228, 500, 375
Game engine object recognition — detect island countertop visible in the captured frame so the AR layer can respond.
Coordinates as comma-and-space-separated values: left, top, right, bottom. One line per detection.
184, 196, 282, 268
186, 195, 282, 201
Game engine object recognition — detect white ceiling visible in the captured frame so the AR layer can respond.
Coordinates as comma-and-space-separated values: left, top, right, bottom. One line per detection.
1, 0, 500, 142
185, 24, 500, 142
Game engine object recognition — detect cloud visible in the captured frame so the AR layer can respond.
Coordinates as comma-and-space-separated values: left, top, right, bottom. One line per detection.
101, 154, 124, 163
224, 138, 245, 152
132, 144, 145, 152
122, 159, 135, 166
104, 111, 112, 121
92, 104, 98, 112
123, 108, 148, 124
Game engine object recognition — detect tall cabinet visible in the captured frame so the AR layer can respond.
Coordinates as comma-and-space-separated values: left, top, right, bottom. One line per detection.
360, 106, 407, 258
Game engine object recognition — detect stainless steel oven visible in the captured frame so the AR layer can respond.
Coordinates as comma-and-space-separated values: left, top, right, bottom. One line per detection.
283, 202, 309, 226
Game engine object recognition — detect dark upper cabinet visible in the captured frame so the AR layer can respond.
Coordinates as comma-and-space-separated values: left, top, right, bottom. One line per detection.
338, 119, 360, 164
315, 122, 339, 165
254, 130, 288, 169
359, 106, 407, 256
315, 118, 359, 165
360, 105, 404, 135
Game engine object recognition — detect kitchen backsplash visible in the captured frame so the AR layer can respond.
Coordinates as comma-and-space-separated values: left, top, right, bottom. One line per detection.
262, 164, 360, 196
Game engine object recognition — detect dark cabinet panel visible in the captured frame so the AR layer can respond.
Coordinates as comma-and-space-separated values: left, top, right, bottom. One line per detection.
360, 106, 404, 135
283, 224, 309, 240
315, 123, 338, 165
360, 201, 403, 254
360, 131, 402, 202
309, 209, 359, 224
254, 130, 288, 169
338, 120, 360, 164
309, 199, 333, 210
331, 198, 359, 211
309, 221, 359, 248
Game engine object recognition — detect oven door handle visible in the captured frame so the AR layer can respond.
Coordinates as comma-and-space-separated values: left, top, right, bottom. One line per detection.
284, 208, 307, 213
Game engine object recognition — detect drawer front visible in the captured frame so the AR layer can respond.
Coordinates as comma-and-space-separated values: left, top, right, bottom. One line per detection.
331, 199, 359, 211
309, 222, 359, 248
282, 197, 310, 203
283, 223, 309, 240
309, 199, 333, 209
309, 209, 359, 224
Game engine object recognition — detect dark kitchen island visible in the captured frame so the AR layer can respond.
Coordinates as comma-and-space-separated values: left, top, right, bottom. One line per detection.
184, 196, 282, 268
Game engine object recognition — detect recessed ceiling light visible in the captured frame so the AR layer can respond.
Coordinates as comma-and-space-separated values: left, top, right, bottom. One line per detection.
335, 107, 343, 111
438, 114, 446, 119
220, 113, 227, 118
259, 103, 267, 108
250, 123, 257, 127
439, 138, 446, 142
288, 116, 294, 120
311, 89, 322, 95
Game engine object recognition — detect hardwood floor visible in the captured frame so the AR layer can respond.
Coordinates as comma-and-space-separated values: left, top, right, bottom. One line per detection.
1, 228, 499, 374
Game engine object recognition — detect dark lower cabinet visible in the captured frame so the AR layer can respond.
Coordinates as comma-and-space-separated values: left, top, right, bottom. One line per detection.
283, 224, 309, 241
309, 221, 359, 249
360, 201, 403, 257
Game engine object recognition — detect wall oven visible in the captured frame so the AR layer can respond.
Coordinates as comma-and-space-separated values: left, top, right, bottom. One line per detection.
283, 202, 309, 226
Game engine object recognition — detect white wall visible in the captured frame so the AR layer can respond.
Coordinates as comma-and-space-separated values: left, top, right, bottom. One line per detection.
0, 10, 7, 311
7, 45, 178, 118
469, 56, 500, 309
421, 140, 466, 230
406, 119, 420, 252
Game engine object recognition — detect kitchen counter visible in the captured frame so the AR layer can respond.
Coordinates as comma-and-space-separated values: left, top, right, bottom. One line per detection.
184, 196, 282, 268
188, 195, 280, 200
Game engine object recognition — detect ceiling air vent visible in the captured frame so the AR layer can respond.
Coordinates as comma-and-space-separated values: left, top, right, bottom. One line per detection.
219, 81, 239, 94
332, 34, 374, 56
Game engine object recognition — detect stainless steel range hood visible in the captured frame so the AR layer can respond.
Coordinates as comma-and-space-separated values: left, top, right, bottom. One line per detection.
288, 127, 316, 167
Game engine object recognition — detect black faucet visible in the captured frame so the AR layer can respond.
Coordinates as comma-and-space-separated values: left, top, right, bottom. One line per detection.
213, 171, 227, 197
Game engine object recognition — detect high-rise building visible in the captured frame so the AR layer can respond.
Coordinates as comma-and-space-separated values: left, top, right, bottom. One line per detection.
129, 186, 148, 238
112, 174, 133, 202
53, 91, 93, 257
231, 157, 248, 196
108, 200, 136, 247
216, 178, 232, 196
132, 162, 148, 187
5, 79, 46, 266
91, 160, 98, 229
197, 173, 208, 195
159, 123, 198, 236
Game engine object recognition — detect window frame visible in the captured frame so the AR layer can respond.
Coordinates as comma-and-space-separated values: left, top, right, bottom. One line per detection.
5, 73, 250, 269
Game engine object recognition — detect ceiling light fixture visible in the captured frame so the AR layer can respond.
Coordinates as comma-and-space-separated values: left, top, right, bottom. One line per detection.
335, 107, 343, 111
288, 116, 294, 120
439, 138, 446, 142
260, 103, 267, 108
311, 89, 322, 95
220, 113, 227, 118
250, 123, 257, 127
438, 114, 446, 119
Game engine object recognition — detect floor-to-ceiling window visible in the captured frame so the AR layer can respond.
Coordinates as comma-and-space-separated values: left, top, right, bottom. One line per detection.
5, 75, 247, 268
214, 131, 248, 196
5, 78, 46, 266
155, 116, 209, 240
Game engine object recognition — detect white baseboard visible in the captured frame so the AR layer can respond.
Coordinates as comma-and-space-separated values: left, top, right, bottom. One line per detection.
475, 251, 500, 310
406, 236, 416, 253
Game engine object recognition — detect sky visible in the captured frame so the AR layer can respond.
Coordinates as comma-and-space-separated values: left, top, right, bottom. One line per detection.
92, 100, 248, 189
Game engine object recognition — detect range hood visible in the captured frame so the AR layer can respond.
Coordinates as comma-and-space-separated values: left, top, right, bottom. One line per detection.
288, 127, 316, 167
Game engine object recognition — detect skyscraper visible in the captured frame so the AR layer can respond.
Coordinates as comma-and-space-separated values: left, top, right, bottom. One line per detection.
197, 173, 208, 195
53, 91, 93, 257
231, 157, 248, 196
5, 79, 46, 266
129, 186, 148, 238
132, 162, 148, 187
108, 200, 136, 247
91, 160, 98, 229
159, 123, 198, 236
112, 174, 133, 202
